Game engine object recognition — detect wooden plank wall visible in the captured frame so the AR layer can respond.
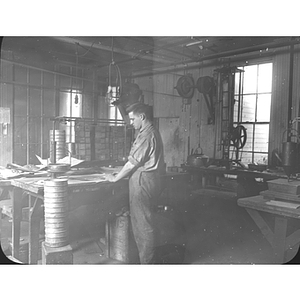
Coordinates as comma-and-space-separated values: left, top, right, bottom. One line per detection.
268, 45, 300, 163
136, 46, 300, 168
135, 65, 216, 168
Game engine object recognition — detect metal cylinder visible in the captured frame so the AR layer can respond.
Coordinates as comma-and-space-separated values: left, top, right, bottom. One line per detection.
67, 142, 76, 155
50, 130, 66, 162
282, 142, 297, 177
44, 179, 69, 248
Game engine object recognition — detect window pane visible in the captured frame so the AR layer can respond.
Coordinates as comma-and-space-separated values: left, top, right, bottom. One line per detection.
243, 65, 257, 94
109, 105, 116, 120
258, 63, 273, 93
257, 94, 271, 122
254, 124, 269, 152
242, 124, 253, 152
234, 70, 244, 95
233, 96, 239, 122
71, 92, 82, 118
241, 95, 256, 122
253, 153, 268, 165
116, 107, 122, 120
240, 152, 253, 165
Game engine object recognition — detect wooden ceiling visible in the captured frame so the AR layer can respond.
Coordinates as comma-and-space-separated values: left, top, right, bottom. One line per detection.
2, 36, 298, 78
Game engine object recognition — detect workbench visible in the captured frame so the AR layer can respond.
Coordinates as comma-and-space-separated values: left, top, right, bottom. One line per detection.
237, 195, 300, 263
184, 165, 285, 197
9, 174, 129, 264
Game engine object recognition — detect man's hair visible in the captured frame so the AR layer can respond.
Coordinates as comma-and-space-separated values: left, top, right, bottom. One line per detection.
126, 103, 153, 121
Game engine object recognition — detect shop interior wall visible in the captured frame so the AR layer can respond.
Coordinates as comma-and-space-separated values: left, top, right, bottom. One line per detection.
2, 45, 300, 168
0, 50, 101, 166
134, 65, 216, 169
135, 46, 300, 169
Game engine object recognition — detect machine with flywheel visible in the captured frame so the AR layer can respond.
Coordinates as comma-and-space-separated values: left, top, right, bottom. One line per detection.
214, 66, 247, 168
174, 68, 247, 168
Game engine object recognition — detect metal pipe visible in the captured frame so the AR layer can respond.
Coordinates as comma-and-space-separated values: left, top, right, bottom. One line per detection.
0, 58, 107, 84
128, 36, 196, 60
41, 71, 44, 158
26, 68, 30, 164
52, 37, 173, 65
50, 116, 125, 124
132, 38, 300, 78
287, 42, 295, 142
0, 78, 105, 96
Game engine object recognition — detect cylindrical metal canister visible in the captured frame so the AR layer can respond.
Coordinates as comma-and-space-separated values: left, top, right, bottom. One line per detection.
282, 142, 298, 177
44, 179, 69, 248
50, 130, 66, 162
107, 214, 129, 263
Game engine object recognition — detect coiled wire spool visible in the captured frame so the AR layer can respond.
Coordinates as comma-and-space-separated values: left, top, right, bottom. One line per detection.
50, 130, 66, 162
44, 179, 69, 248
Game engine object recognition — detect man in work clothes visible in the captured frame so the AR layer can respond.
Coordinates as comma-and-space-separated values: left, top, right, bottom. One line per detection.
106, 103, 165, 264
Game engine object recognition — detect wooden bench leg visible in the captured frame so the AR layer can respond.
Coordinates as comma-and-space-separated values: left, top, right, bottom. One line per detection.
0, 207, 2, 240
29, 196, 43, 264
273, 216, 288, 263
12, 187, 23, 260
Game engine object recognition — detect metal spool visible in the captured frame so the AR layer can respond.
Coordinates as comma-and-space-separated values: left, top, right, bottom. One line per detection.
174, 75, 195, 99
43, 200, 68, 207
44, 207, 68, 214
44, 179, 69, 248
49, 130, 66, 162
45, 229, 69, 236
44, 212, 67, 219
196, 76, 214, 94
44, 191, 68, 198
44, 222, 68, 229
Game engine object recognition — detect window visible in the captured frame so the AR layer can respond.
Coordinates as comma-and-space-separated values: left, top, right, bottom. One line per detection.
233, 62, 273, 165
60, 90, 82, 143
108, 86, 123, 125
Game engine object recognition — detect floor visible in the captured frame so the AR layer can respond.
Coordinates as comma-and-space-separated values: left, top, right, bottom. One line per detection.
1, 190, 300, 265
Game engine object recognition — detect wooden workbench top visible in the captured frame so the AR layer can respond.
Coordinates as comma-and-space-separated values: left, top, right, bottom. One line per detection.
238, 195, 300, 219
10, 174, 115, 194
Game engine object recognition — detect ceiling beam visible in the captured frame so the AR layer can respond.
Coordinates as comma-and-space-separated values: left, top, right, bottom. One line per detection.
51, 37, 175, 65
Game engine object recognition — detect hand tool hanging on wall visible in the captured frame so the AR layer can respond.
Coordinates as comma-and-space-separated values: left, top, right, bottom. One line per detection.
196, 76, 215, 124
174, 75, 216, 123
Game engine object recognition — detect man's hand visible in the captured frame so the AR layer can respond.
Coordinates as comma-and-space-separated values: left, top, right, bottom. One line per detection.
106, 173, 117, 182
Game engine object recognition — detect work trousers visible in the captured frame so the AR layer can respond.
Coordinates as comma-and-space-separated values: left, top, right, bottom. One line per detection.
129, 171, 161, 264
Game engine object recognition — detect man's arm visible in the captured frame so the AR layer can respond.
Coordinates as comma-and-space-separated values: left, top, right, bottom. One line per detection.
106, 160, 136, 182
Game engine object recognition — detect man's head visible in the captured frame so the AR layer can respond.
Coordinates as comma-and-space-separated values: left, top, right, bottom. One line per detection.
126, 103, 153, 130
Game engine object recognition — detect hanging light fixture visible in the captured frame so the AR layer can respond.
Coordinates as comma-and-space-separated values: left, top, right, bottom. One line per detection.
106, 37, 122, 104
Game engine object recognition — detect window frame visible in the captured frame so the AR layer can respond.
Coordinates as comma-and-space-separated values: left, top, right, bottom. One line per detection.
231, 61, 273, 165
